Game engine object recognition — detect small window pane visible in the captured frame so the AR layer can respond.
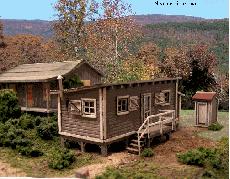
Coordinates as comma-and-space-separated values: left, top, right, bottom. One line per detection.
118, 106, 121, 112
90, 108, 95, 113
85, 108, 89, 113
90, 102, 94, 107
165, 92, 169, 103
85, 102, 89, 107
118, 99, 121, 105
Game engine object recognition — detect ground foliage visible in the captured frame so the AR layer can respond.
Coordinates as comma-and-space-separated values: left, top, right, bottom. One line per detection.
0, 89, 21, 123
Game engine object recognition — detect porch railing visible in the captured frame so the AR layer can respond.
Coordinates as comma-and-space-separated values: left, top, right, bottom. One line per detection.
137, 110, 175, 155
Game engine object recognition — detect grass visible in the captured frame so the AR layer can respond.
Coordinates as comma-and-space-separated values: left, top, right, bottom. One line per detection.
181, 110, 229, 116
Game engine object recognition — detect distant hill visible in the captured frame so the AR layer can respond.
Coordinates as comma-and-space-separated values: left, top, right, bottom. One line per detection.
0, 14, 220, 41
0, 19, 54, 41
130, 14, 208, 26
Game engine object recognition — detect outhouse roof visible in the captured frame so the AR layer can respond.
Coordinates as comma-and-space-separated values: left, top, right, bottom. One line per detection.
0, 60, 104, 83
192, 92, 216, 101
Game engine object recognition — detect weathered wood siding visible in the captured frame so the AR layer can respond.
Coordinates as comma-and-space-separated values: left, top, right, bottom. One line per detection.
106, 80, 177, 139
16, 83, 26, 107
65, 63, 102, 86
61, 88, 100, 139
50, 81, 58, 109
212, 98, 218, 124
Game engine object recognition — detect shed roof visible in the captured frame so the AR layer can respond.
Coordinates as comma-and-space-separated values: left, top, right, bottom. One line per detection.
50, 77, 182, 94
192, 92, 216, 101
0, 60, 103, 83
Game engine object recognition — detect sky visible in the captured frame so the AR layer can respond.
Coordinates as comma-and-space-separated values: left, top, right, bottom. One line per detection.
0, 0, 229, 20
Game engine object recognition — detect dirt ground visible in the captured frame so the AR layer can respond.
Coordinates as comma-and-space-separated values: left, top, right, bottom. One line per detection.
0, 125, 219, 178
68, 125, 217, 179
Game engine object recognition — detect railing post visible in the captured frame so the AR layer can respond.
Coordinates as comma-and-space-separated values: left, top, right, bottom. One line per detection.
138, 132, 140, 155
159, 116, 162, 135
148, 117, 150, 139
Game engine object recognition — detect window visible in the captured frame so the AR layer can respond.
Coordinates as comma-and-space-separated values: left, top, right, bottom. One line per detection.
117, 96, 129, 115
69, 98, 96, 118
81, 98, 96, 118
155, 90, 170, 106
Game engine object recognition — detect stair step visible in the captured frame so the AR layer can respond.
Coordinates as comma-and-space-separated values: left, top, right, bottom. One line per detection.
127, 147, 139, 152
130, 143, 144, 147
131, 139, 145, 143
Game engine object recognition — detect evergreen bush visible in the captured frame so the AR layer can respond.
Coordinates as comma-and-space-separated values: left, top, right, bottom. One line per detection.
36, 121, 58, 140
95, 166, 126, 179
208, 122, 224, 131
48, 148, 76, 170
176, 149, 206, 166
0, 89, 21, 123
18, 114, 35, 129
16, 146, 43, 157
140, 148, 155, 158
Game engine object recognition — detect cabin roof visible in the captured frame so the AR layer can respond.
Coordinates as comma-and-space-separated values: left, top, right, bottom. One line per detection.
50, 77, 181, 94
0, 60, 104, 83
192, 92, 216, 101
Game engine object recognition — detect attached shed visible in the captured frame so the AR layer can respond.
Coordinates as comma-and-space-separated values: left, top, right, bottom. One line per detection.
192, 92, 218, 127
0, 60, 103, 113
51, 77, 184, 156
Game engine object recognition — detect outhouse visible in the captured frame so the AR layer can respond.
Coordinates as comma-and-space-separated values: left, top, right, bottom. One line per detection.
192, 92, 218, 127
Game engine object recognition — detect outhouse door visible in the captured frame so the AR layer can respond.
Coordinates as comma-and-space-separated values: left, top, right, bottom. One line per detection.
197, 102, 207, 124
141, 93, 151, 124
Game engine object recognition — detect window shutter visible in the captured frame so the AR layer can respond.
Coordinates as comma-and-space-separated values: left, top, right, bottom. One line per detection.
69, 100, 81, 115
155, 93, 165, 104
129, 96, 139, 111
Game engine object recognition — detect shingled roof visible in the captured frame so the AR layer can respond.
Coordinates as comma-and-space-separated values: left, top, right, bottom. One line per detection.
192, 92, 216, 101
0, 60, 103, 83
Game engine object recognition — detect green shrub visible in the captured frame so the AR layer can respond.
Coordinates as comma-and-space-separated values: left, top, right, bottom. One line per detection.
34, 116, 42, 126
0, 89, 21, 123
18, 114, 35, 129
208, 122, 224, 131
11, 136, 31, 149
16, 146, 43, 157
140, 148, 155, 158
198, 146, 215, 158
95, 166, 126, 179
208, 155, 223, 170
48, 148, 76, 170
202, 170, 216, 178
176, 149, 206, 166
36, 121, 58, 140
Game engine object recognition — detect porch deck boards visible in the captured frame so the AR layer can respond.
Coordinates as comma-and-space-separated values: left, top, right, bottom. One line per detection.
21, 107, 57, 113
139, 124, 172, 138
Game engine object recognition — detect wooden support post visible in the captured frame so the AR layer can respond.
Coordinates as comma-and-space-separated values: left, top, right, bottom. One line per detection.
25, 83, 28, 109
80, 142, 86, 152
46, 83, 49, 112
125, 138, 128, 149
165, 132, 171, 141
147, 138, 151, 148
101, 144, 108, 157
60, 136, 65, 148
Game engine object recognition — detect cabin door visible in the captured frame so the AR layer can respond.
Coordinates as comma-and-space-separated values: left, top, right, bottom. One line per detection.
198, 102, 207, 124
141, 93, 151, 124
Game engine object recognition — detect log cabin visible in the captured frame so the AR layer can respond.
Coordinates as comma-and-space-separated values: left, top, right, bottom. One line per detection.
0, 60, 104, 113
51, 76, 184, 156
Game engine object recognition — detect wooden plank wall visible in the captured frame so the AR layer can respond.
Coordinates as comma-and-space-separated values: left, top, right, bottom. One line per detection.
73, 63, 102, 85
16, 83, 26, 107
61, 88, 100, 139
106, 80, 177, 139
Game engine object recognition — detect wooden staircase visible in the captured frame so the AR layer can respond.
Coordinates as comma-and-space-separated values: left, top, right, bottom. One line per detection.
127, 133, 147, 154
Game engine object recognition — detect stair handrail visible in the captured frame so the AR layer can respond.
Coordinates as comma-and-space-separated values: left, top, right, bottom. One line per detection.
137, 110, 175, 155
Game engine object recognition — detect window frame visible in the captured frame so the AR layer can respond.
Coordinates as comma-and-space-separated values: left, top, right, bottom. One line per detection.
155, 90, 171, 106
81, 98, 97, 118
117, 95, 130, 115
